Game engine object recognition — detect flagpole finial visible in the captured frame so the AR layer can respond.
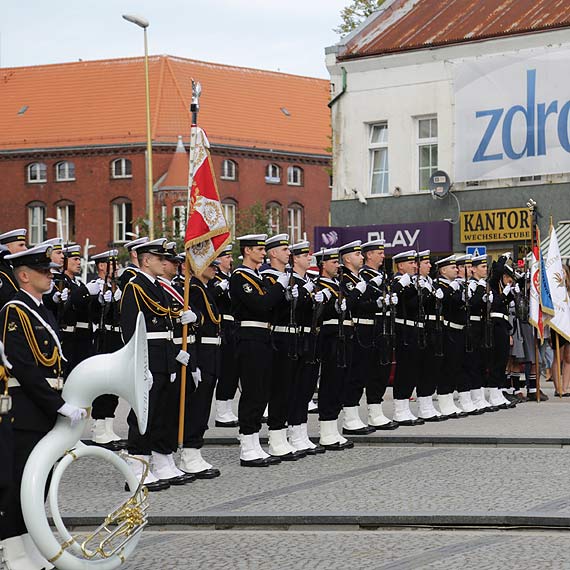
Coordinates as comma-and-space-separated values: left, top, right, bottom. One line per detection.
191, 80, 202, 115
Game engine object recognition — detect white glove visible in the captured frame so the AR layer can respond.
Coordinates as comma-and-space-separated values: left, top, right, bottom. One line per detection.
314, 290, 324, 303
399, 273, 412, 288
502, 252, 512, 259
514, 283, 521, 294
509, 300, 515, 308
99, 290, 112, 304
335, 298, 347, 313
450, 280, 460, 291
277, 273, 290, 288
502, 284, 512, 296
145, 369, 153, 390
170, 373, 177, 383
435, 289, 444, 300
52, 290, 63, 304
176, 350, 190, 366
391, 293, 398, 305
57, 403, 87, 427
180, 310, 198, 325
371, 274, 383, 287
489, 291, 494, 303
215, 279, 230, 291
355, 280, 367, 294
376, 296, 383, 309
113, 288, 122, 302
303, 281, 315, 293
0, 341, 13, 370
477, 278, 487, 287
468, 281, 478, 294
290, 284, 299, 299
191, 368, 202, 388
86, 281, 101, 295
322, 288, 332, 301
61, 288, 69, 302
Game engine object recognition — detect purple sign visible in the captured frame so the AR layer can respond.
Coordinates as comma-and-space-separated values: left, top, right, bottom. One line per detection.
314, 221, 452, 255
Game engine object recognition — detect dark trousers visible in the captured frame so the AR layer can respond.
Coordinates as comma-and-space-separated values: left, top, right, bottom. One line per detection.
487, 321, 510, 388
394, 325, 422, 399
127, 372, 171, 455
268, 334, 299, 431
184, 369, 217, 449
92, 394, 120, 420
465, 324, 485, 390
288, 356, 319, 426
318, 329, 352, 421
216, 324, 239, 400
0, 429, 46, 539
237, 338, 272, 435
419, 326, 442, 397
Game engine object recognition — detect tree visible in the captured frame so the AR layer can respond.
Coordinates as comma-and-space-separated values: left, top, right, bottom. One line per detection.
236, 202, 271, 237
335, 0, 386, 36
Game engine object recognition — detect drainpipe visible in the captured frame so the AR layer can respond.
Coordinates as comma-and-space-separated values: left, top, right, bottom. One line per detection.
328, 67, 347, 108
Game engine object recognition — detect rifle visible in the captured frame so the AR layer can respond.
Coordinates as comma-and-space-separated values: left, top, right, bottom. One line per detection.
286, 251, 299, 360
307, 249, 325, 364
434, 272, 444, 357
464, 276, 473, 353
336, 264, 348, 369
415, 252, 427, 350
56, 254, 69, 326
97, 258, 112, 352
515, 262, 529, 323
380, 275, 391, 365
483, 266, 494, 349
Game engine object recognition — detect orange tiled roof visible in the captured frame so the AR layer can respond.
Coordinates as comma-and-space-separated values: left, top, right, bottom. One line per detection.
0, 55, 331, 156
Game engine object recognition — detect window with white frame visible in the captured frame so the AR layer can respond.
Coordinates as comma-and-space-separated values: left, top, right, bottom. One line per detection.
56, 203, 75, 243
369, 123, 389, 195
287, 166, 303, 186
111, 158, 132, 179
287, 204, 303, 243
173, 205, 187, 239
27, 162, 47, 183
222, 200, 236, 238
417, 117, 438, 192
265, 164, 281, 184
112, 200, 133, 242
55, 161, 76, 182
267, 202, 281, 235
28, 203, 47, 244
220, 159, 237, 181
161, 205, 167, 232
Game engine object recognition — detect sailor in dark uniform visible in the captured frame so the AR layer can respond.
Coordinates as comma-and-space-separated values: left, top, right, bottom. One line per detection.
0, 229, 27, 309
41, 237, 67, 320
210, 244, 240, 427
0, 244, 87, 569
121, 239, 196, 490
118, 236, 149, 291
230, 234, 288, 467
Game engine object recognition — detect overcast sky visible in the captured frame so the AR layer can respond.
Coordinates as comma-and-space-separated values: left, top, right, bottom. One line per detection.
1, 0, 349, 78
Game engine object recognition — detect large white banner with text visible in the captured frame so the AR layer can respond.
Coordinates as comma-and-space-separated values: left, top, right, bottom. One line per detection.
454, 47, 570, 182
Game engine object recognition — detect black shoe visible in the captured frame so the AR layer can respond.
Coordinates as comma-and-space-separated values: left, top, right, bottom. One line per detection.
177, 472, 197, 483
125, 479, 170, 492
322, 439, 354, 450
514, 392, 527, 403
166, 475, 191, 486
396, 418, 424, 426
215, 420, 239, 428
484, 405, 499, 412
271, 452, 298, 461
293, 449, 307, 459
240, 457, 271, 467
502, 392, 519, 404
303, 444, 326, 455
419, 415, 443, 422
468, 408, 485, 415
528, 390, 549, 401
370, 421, 399, 430
342, 425, 376, 435
265, 455, 282, 464
191, 468, 221, 479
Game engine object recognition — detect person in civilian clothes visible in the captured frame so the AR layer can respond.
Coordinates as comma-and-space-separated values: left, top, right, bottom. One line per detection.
0, 244, 87, 570
121, 239, 196, 491
230, 234, 289, 467
0, 229, 27, 309
209, 244, 239, 427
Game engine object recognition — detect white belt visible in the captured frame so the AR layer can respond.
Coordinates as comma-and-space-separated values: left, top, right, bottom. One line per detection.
173, 335, 196, 345
395, 318, 424, 328
94, 324, 121, 332
147, 331, 173, 340
222, 314, 235, 322
375, 311, 391, 317
240, 321, 270, 329
353, 318, 375, 326
75, 322, 90, 329
300, 326, 317, 333
470, 316, 482, 322
490, 312, 509, 321
322, 319, 354, 327
200, 337, 222, 346
8, 377, 63, 390
272, 325, 297, 334
62, 322, 92, 333
426, 315, 442, 322
444, 320, 465, 330
61, 326, 74, 333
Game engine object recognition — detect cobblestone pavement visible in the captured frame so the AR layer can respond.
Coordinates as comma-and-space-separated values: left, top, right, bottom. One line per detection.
123, 528, 570, 569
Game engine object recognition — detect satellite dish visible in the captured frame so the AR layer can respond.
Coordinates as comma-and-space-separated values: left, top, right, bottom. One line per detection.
429, 170, 452, 199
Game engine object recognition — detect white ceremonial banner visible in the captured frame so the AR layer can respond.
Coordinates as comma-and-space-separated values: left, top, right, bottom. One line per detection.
545, 226, 570, 342
453, 47, 570, 182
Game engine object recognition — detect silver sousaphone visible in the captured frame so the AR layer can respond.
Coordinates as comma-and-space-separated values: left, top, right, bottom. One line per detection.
21, 313, 150, 569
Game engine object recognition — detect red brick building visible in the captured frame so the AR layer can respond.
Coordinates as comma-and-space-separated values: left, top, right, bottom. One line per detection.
0, 55, 331, 250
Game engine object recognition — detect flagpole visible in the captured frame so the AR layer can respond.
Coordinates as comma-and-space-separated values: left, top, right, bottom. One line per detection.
530, 202, 541, 403
555, 334, 563, 398
178, 80, 202, 449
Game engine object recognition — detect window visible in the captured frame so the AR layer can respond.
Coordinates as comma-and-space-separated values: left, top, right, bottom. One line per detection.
28, 203, 46, 244
266, 202, 282, 234
161, 205, 167, 232
221, 200, 236, 238
265, 164, 281, 184
287, 204, 303, 243
55, 161, 75, 182
173, 205, 187, 239
112, 199, 133, 242
27, 162, 47, 183
56, 202, 75, 243
369, 123, 389, 195
519, 175, 542, 182
417, 117, 438, 192
220, 159, 237, 181
287, 166, 303, 186
111, 158, 132, 179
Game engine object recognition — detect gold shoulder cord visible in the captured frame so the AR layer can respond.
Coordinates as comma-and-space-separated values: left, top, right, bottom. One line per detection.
0, 271, 17, 291
236, 271, 266, 296
319, 282, 339, 299
129, 283, 171, 317
191, 284, 221, 325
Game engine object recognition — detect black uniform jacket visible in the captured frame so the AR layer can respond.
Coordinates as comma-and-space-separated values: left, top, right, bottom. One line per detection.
0, 291, 65, 432
439, 279, 467, 326
120, 272, 177, 375
0, 259, 19, 309
118, 264, 139, 291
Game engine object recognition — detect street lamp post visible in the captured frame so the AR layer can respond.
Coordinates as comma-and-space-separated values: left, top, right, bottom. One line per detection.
122, 14, 154, 240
